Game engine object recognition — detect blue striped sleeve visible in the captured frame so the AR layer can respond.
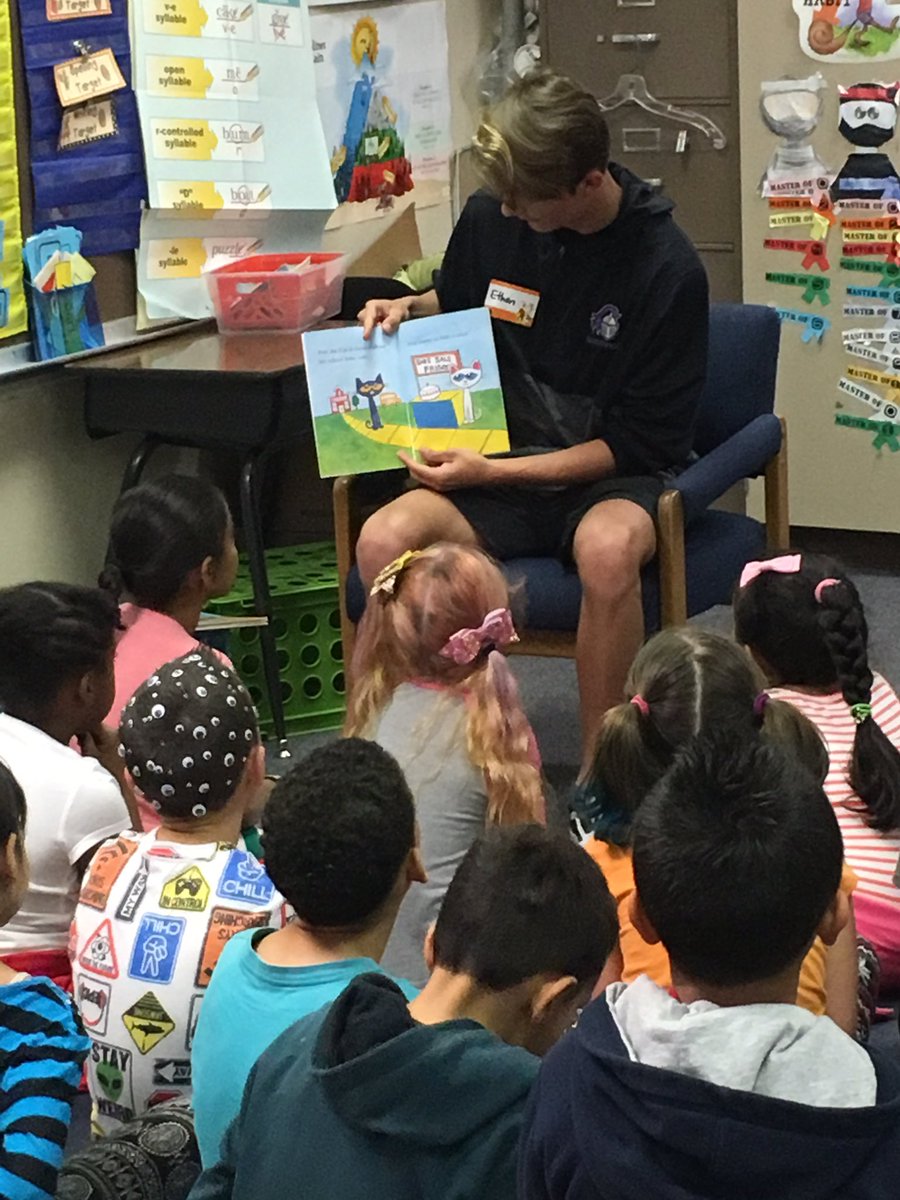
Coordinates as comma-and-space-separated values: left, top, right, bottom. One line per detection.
0, 978, 90, 1200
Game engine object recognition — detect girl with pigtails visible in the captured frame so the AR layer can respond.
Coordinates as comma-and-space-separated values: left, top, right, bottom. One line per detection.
344, 543, 544, 986
734, 554, 900, 992
576, 627, 862, 1036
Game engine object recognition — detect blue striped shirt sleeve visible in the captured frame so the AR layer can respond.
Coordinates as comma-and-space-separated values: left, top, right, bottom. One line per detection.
0, 977, 90, 1200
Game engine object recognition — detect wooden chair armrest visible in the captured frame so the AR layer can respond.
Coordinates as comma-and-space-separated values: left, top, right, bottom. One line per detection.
655, 489, 687, 628
764, 416, 790, 551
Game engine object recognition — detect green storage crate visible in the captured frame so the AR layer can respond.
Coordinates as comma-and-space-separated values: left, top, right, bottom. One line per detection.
206, 542, 346, 737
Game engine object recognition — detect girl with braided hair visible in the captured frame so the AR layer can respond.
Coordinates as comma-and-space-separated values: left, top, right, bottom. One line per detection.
735, 554, 900, 990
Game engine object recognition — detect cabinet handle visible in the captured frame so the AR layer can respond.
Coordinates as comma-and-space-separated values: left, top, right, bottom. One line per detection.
611, 32, 661, 44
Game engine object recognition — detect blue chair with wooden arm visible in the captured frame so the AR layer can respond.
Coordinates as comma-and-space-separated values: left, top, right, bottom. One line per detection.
334, 302, 787, 661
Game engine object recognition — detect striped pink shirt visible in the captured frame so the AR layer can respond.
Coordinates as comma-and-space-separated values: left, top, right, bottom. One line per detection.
770, 674, 900, 906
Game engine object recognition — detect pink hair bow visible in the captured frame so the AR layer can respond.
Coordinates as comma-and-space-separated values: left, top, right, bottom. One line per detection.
738, 554, 802, 591
440, 608, 519, 665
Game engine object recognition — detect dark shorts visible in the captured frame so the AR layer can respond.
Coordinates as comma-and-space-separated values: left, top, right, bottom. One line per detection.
446, 475, 665, 562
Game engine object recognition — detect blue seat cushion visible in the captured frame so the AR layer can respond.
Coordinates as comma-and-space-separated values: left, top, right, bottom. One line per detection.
345, 510, 765, 635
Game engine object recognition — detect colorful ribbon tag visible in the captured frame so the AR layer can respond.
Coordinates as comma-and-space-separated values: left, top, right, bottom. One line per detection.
843, 302, 900, 319
764, 239, 829, 271
839, 198, 900, 215
842, 242, 900, 260
847, 285, 900, 302
768, 197, 811, 210
846, 364, 900, 393
838, 377, 900, 419
765, 272, 831, 305
769, 211, 812, 228
840, 258, 900, 287
844, 341, 900, 370
775, 307, 831, 342
843, 326, 900, 346
842, 217, 900, 231
835, 412, 900, 451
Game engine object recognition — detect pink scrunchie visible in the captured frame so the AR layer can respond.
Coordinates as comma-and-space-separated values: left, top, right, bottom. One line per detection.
440, 608, 519, 665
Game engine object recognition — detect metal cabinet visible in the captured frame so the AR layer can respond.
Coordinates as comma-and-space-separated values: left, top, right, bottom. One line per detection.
543, 0, 742, 301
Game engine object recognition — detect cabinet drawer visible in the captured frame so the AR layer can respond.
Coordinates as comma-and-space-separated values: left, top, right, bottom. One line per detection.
605, 103, 739, 243
544, 0, 735, 102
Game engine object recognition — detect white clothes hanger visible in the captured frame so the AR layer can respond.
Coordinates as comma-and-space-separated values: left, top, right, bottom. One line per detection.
596, 74, 727, 151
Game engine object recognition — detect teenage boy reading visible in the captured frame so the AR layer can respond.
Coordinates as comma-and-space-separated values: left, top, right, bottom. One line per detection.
520, 735, 900, 1200
190, 825, 617, 1200
192, 738, 426, 1166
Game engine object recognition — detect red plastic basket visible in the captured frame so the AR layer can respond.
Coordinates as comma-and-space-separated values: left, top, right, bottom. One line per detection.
207, 252, 348, 333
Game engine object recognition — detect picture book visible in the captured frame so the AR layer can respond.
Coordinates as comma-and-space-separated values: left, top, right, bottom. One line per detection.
301, 306, 509, 477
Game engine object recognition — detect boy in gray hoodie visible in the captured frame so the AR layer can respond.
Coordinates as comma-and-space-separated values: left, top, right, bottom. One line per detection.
520, 734, 900, 1200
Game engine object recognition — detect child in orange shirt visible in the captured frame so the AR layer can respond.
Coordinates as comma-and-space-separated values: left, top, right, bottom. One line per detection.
579, 628, 861, 1035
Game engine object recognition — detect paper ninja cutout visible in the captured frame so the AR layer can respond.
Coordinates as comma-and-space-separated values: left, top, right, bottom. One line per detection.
833, 81, 900, 200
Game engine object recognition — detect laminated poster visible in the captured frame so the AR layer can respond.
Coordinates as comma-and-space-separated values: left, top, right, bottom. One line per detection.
0, 0, 27, 338
795, 0, 900, 62
132, 0, 335, 213
310, 0, 451, 226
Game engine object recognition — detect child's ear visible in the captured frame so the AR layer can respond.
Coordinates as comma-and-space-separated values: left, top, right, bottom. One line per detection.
0, 833, 18, 882
406, 844, 427, 886
531, 975, 580, 1024
422, 923, 436, 972
245, 743, 266, 788
816, 887, 851, 948
628, 892, 661, 946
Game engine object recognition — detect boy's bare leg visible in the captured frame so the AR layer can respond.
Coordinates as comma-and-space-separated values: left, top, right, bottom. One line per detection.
572, 499, 656, 776
355, 489, 480, 589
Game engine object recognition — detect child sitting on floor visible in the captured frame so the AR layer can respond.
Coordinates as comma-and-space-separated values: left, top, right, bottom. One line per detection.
191, 826, 617, 1200
70, 651, 284, 1136
192, 737, 426, 1168
100, 475, 238, 830
0, 583, 137, 985
734, 553, 900, 993
0, 760, 90, 1200
579, 627, 860, 1034
521, 735, 900, 1200
344, 543, 544, 986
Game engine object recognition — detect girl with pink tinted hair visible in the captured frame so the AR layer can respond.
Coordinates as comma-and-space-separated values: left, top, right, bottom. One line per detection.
345, 542, 544, 985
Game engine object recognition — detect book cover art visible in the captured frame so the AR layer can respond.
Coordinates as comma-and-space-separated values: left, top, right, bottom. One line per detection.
302, 306, 509, 477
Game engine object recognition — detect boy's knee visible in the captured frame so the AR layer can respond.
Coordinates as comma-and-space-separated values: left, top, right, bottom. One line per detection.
573, 514, 653, 602
356, 509, 417, 586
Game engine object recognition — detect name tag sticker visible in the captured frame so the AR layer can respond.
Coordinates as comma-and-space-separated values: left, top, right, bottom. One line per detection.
484, 279, 540, 327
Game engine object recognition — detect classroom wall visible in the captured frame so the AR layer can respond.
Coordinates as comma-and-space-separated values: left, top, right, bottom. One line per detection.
738, 5, 900, 533
0, 0, 500, 587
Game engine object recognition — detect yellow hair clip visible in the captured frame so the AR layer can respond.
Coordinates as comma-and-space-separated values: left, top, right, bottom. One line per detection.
369, 549, 423, 598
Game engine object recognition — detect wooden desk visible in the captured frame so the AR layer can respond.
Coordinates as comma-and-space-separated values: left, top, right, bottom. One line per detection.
68, 326, 317, 753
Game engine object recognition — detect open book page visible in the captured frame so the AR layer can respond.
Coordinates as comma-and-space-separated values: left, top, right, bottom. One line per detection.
302, 307, 508, 478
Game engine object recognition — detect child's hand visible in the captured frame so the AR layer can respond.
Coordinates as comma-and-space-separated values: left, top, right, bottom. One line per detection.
80, 723, 125, 782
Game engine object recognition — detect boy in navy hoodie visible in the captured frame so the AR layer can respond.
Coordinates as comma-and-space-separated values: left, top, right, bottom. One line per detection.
189, 826, 617, 1200
520, 734, 900, 1200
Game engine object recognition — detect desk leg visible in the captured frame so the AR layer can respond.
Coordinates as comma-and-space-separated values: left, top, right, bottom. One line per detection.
239, 453, 290, 758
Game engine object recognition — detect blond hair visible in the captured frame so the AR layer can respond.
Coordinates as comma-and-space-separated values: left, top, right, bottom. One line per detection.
472, 68, 611, 203
345, 544, 542, 826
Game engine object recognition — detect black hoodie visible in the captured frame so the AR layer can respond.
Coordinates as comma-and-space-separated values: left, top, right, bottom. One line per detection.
190, 973, 539, 1200
519, 986, 900, 1200
436, 166, 709, 476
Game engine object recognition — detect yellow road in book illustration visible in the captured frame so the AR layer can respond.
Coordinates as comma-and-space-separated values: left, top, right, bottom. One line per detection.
341, 413, 509, 455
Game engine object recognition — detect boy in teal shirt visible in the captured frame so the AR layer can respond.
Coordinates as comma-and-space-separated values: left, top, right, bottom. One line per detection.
191, 738, 425, 1166
189, 826, 618, 1200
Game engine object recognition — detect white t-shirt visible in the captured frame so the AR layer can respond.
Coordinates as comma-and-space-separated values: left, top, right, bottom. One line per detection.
0, 713, 130, 953
70, 828, 286, 1135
